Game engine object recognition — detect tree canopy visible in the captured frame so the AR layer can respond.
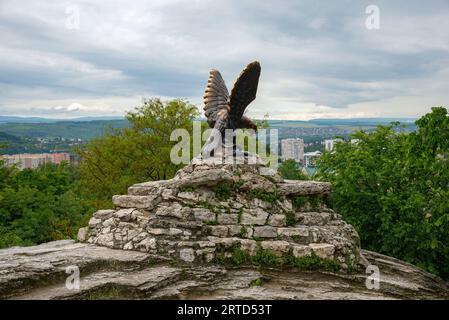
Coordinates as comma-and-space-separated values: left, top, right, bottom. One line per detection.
317, 107, 449, 278
76, 98, 199, 209
278, 159, 308, 180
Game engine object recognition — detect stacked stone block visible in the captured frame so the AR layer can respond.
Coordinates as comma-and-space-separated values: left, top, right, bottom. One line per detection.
78, 161, 365, 270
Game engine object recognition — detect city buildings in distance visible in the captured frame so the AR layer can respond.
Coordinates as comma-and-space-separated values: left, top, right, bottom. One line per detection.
1, 153, 71, 170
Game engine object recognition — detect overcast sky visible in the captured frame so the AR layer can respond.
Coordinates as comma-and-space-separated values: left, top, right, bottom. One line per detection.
1, 0, 448, 120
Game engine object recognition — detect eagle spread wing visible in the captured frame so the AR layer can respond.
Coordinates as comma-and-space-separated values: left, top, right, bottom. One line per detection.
203, 61, 260, 131
229, 61, 260, 128
203, 69, 230, 129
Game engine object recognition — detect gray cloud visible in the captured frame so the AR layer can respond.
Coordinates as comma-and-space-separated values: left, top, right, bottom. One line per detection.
0, 0, 448, 119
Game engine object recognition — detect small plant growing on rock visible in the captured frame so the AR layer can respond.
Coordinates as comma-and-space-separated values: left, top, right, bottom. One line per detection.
308, 195, 321, 212
212, 180, 247, 200
204, 220, 219, 226
292, 196, 307, 210
239, 226, 248, 237
198, 201, 218, 212
215, 251, 226, 264
250, 278, 264, 287
237, 208, 243, 223
250, 189, 281, 203
285, 211, 297, 226
231, 245, 250, 265
212, 179, 245, 200
179, 186, 195, 193
291, 195, 324, 212
212, 182, 233, 200
252, 249, 283, 267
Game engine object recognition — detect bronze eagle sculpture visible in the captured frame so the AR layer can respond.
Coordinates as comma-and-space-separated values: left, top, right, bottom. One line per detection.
202, 61, 261, 156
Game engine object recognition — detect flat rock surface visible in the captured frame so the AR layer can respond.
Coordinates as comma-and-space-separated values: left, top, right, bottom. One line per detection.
0, 240, 448, 300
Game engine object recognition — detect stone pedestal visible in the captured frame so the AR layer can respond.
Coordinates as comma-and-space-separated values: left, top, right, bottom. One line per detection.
79, 158, 367, 271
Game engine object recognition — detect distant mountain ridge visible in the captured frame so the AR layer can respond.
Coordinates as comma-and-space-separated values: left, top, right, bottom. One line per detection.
0, 115, 417, 125
0, 116, 124, 124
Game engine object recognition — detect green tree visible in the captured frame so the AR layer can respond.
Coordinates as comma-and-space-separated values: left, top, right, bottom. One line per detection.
278, 159, 307, 180
0, 162, 88, 248
317, 107, 449, 278
76, 98, 199, 209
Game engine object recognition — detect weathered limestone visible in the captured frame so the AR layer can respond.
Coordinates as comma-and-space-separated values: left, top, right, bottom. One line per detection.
277, 180, 332, 196
253, 226, 278, 238
1, 240, 449, 300
80, 158, 367, 270
240, 208, 269, 225
292, 245, 313, 258
310, 243, 335, 259
112, 195, 160, 210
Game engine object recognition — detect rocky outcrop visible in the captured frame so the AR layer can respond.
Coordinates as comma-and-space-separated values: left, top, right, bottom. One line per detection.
79, 160, 366, 271
1, 240, 448, 299
3, 159, 447, 300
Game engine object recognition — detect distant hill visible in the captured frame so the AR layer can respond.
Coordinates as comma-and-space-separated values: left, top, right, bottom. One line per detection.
308, 118, 416, 126
0, 131, 22, 143
0, 116, 124, 124
0, 116, 417, 141
0, 120, 129, 140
